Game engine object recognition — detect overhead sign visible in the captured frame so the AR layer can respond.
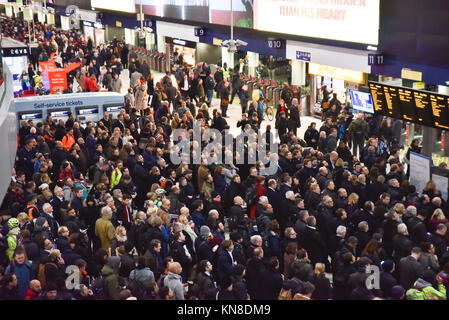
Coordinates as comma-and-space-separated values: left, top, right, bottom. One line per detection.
254, 0, 380, 45
194, 28, 206, 37
2, 48, 29, 57
296, 51, 311, 62
309, 63, 365, 84
368, 53, 384, 65
401, 68, 422, 82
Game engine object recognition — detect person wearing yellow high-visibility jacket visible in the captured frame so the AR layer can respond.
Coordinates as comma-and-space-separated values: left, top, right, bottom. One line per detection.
110, 160, 123, 190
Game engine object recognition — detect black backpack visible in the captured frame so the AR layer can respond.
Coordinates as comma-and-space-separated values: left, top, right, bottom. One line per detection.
354, 121, 364, 136
244, 185, 258, 206
91, 275, 105, 299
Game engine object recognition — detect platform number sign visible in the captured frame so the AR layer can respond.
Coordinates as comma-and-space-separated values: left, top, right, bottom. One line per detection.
194, 28, 206, 37
267, 40, 284, 49
368, 53, 384, 66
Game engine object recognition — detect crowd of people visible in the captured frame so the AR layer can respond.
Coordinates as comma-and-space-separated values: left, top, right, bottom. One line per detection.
1, 16, 449, 302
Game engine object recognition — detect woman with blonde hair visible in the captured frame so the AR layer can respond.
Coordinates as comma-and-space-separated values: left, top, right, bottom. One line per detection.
110, 226, 127, 256
430, 208, 449, 232
311, 263, 331, 300
17, 212, 33, 232
346, 193, 359, 216
423, 180, 437, 199
178, 215, 197, 244
393, 203, 406, 216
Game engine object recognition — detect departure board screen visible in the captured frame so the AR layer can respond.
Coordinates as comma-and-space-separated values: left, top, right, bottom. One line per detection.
413, 91, 435, 127
369, 81, 449, 130
398, 87, 416, 122
382, 85, 403, 119
369, 82, 391, 116
430, 94, 449, 130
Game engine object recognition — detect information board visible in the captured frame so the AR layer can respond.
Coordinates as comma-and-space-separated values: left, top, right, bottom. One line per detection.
369, 82, 449, 130
409, 152, 431, 195
430, 94, 449, 130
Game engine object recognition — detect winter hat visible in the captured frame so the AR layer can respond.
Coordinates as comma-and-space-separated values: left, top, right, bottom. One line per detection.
391, 285, 405, 300
381, 260, 394, 273
211, 191, 219, 199
423, 270, 437, 285
35, 217, 47, 228
107, 256, 121, 272
230, 232, 242, 243
62, 162, 69, 170
183, 169, 193, 175
200, 225, 212, 239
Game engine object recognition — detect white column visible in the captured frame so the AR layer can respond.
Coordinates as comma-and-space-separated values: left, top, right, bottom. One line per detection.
221, 47, 234, 70
157, 35, 166, 53
247, 51, 259, 77
291, 60, 306, 86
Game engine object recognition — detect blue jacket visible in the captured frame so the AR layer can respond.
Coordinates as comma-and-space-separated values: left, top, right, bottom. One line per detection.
6, 261, 33, 299
213, 174, 227, 194
191, 211, 206, 229
217, 248, 234, 275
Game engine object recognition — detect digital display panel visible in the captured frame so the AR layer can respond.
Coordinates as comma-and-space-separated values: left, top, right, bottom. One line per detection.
91, 0, 136, 13
253, 0, 380, 45
350, 90, 374, 114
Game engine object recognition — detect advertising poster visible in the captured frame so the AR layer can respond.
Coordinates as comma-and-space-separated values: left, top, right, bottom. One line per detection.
253, 0, 380, 44
409, 152, 431, 195
210, 0, 253, 28
91, 0, 136, 13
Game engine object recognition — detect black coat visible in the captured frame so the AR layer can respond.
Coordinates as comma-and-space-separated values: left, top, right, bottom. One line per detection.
398, 255, 424, 290
245, 257, 265, 300
259, 269, 283, 300
301, 226, 328, 265
392, 234, 413, 264
380, 271, 398, 298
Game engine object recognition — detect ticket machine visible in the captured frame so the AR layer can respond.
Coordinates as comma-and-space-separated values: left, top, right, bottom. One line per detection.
76, 106, 100, 125
49, 109, 71, 124
104, 105, 124, 120
18, 111, 43, 127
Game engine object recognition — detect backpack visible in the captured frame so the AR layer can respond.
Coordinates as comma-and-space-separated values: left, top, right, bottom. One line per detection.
128, 270, 147, 299
278, 288, 293, 300
37, 261, 58, 288
91, 275, 105, 299
244, 185, 258, 206
354, 121, 364, 137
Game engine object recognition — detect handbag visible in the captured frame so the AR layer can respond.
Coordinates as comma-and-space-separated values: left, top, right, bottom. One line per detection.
221, 99, 229, 107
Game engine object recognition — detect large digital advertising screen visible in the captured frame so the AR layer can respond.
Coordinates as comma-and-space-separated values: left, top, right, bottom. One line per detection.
91, 0, 136, 13
135, 0, 253, 28
253, 0, 380, 45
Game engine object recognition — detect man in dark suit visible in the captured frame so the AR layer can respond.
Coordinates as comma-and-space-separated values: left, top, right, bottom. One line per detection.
217, 240, 236, 280
266, 179, 282, 218
398, 247, 424, 290
392, 223, 414, 265
358, 201, 377, 235
429, 224, 448, 259
112, 114, 126, 133
301, 216, 328, 267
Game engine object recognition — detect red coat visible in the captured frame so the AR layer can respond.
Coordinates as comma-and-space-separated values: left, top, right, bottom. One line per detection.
249, 182, 266, 220
24, 288, 39, 300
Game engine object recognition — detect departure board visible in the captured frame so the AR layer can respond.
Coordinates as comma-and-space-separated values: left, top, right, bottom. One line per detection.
369, 82, 391, 116
369, 81, 449, 130
398, 87, 416, 122
430, 94, 449, 130
413, 91, 435, 127
382, 85, 403, 119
